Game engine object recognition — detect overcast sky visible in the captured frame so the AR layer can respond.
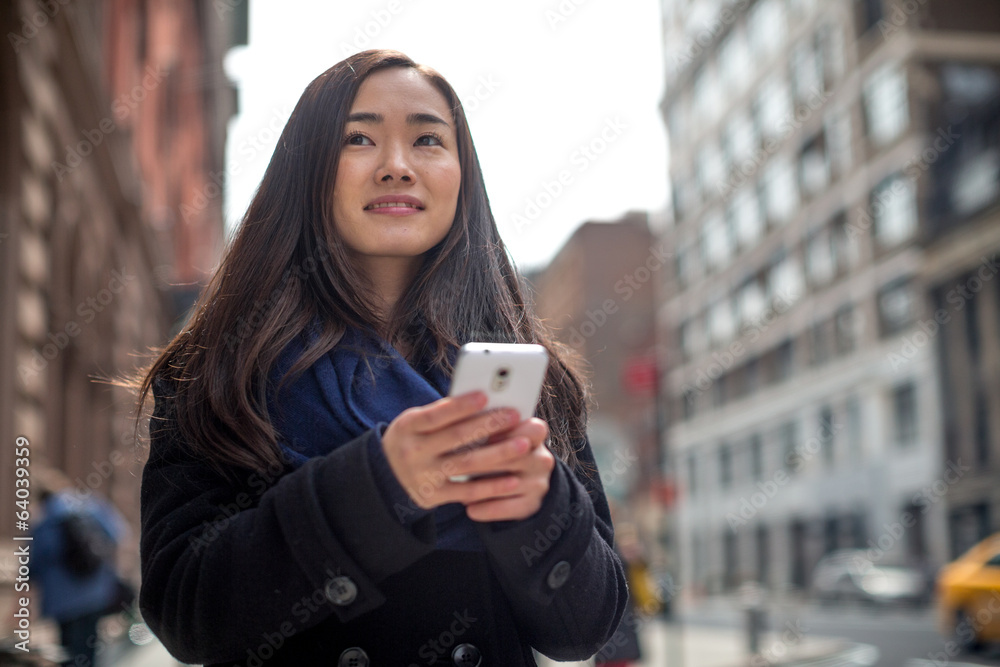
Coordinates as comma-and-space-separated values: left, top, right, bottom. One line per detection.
223, 0, 669, 271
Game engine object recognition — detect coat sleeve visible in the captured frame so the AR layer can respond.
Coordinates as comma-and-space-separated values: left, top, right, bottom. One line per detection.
138, 378, 436, 665
474, 436, 629, 661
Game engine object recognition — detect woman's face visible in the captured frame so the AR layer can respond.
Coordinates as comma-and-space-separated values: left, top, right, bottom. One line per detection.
332, 67, 462, 274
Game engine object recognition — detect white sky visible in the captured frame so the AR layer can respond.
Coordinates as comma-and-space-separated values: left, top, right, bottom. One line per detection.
223, 0, 669, 271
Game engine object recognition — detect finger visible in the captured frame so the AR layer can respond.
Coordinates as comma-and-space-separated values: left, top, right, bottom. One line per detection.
484, 416, 549, 445
401, 391, 487, 435
435, 472, 520, 507
466, 494, 541, 522
442, 435, 531, 480
426, 407, 521, 456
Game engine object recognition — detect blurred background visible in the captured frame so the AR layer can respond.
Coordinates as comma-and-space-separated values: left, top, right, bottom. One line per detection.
1, 0, 999, 666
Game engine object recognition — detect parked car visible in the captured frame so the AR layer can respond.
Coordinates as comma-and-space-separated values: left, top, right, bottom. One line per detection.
810, 549, 928, 607
936, 533, 1000, 653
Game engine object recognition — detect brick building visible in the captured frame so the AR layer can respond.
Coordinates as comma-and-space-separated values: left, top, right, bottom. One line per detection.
0, 0, 239, 626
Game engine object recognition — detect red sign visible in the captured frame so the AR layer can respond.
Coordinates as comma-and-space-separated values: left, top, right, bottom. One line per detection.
622, 357, 658, 396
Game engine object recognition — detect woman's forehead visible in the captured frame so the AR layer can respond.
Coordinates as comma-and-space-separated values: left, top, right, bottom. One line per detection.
350, 67, 452, 118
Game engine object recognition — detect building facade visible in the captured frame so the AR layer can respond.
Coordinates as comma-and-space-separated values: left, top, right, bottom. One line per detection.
0, 0, 238, 625
658, 0, 1000, 597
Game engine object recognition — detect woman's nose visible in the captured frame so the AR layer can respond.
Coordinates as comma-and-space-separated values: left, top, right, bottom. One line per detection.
375, 143, 414, 183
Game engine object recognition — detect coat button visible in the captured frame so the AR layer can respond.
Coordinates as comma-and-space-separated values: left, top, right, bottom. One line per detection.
547, 560, 571, 589
338, 647, 369, 667
452, 642, 482, 667
325, 576, 358, 606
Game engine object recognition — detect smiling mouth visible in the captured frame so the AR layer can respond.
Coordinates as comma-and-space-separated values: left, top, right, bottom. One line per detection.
365, 202, 424, 210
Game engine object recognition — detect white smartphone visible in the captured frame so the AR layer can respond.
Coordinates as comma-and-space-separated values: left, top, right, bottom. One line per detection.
446, 342, 549, 482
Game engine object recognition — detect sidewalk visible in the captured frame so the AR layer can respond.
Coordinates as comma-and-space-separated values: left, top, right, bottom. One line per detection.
637, 617, 877, 667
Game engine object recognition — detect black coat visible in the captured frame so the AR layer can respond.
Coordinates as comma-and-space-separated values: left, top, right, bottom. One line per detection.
139, 377, 628, 666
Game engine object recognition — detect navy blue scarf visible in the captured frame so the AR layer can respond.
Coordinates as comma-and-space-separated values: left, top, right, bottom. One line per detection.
267, 322, 481, 551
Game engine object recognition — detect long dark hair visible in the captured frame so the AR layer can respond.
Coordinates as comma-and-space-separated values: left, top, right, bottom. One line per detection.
133, 49, 589, 478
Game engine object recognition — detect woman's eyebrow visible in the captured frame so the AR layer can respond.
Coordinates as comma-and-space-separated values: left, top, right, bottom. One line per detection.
346, 111, 451, 128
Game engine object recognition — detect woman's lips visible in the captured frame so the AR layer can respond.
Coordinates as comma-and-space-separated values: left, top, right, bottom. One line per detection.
364, 201, 424, 216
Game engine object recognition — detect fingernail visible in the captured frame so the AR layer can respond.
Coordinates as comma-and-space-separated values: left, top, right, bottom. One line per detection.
507, 409, 520, 424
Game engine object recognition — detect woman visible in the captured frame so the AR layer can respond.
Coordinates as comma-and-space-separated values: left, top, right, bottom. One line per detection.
135, 49, 627, 666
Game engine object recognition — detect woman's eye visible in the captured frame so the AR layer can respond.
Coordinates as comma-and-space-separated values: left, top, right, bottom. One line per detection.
344, 132, 372, 146
416, 133, 444, 147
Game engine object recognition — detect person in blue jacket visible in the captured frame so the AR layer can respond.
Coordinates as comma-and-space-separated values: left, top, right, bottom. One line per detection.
133, 49, 628, 665
32, 469, 127, 666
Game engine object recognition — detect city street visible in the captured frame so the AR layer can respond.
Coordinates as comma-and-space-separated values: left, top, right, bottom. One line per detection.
644, 597, 1000, 666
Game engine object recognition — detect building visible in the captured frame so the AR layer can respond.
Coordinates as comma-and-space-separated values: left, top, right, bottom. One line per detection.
528, 212, 670, 564
0, 0, 239, 625
657, 0, 1000, 597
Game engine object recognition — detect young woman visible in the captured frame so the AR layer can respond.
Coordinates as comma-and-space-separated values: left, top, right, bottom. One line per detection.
135, 49, 627, 666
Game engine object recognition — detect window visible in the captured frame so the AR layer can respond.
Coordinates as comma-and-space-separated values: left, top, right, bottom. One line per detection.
719, 27, 751, 91
739, 278, 767, 328
731, 187, 764, 249
791, 40, 823, 101
719, 443, 733, 488
763, 158, 800, 225
879, 279, 915, 335
800, 134, 830, 198
756, 76, 793, 140
682, 389, 697, 420
892, 382, 918, 446
703, 211, 733, 271
819, 405, 835, 465
872, 174, 917, 247
974, 390, 990, 465
832, 213, 862, 270
709, 297, 737, 346
770, 253, 805, 306
834, 304, 857, 354
698, 143, 727, 200
748, 0, 787, 61
806, 228, 836, 286
694, 64, 723, 126
749, 433, 764, 481
781, 421, 799, 472
846, 394, 862, 462
726, 112, 759, 168
818, 22, 845, 85
864, 62, 908, 146
825, 107, 852, 176
776, 339, 795, 381
809, 320, 830, 366
687, 451, 698, 495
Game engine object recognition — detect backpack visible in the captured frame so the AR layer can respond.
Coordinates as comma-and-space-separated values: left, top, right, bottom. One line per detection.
59, 512, 114, 578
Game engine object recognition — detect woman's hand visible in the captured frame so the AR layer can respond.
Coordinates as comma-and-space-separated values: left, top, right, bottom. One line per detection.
381, 391, 554, 522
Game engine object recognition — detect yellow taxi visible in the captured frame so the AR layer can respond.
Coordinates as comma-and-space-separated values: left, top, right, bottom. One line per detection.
937, 533, 1000, 652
